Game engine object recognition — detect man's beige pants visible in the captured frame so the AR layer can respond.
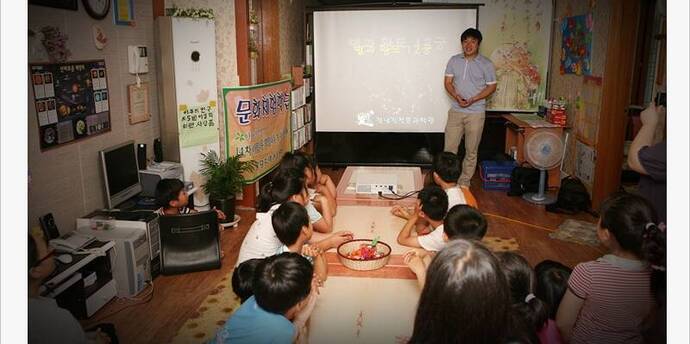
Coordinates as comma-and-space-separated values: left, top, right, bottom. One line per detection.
444, 109, 485, 187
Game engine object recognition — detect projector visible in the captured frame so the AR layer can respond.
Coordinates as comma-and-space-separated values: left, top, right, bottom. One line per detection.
355, 173, 398, 195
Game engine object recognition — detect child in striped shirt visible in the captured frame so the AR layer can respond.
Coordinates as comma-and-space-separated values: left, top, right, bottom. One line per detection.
556, 193, 666, 344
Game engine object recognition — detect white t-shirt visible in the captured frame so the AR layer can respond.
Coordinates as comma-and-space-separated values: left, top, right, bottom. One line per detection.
236, 204, 282, 266
417, 224, 446, 252
29, 296, 89, 344
305, 201, 323, 223
445, 186, 467, 209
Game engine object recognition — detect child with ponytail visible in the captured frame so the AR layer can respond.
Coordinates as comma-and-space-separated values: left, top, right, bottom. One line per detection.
497, 252, 559, 344
556, 193, 666, 344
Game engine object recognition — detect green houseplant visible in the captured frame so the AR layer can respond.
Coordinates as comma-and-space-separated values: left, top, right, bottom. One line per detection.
199, 150, 257, 222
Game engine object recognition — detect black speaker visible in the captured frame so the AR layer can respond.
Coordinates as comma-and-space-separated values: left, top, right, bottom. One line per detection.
153, 138, 163, 162
39, 213, 60, 240
137, 143, 147, 170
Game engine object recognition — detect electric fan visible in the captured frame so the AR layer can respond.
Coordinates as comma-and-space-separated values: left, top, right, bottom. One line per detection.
522, 131, 564, 205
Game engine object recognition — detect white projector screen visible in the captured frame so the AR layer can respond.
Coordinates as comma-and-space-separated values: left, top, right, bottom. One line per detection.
314, 8, 477, 133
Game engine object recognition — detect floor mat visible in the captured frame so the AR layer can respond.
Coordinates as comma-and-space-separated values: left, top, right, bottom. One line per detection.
549, 219, 600, 246
170, 276, 239, 344
482, 236, 520, 252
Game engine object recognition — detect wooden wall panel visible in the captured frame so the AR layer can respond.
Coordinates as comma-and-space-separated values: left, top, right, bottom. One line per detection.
260, 0, 281, 82
591, 0, 641, 208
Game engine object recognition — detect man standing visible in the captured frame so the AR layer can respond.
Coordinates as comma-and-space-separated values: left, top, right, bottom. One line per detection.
444, 28, 497, 187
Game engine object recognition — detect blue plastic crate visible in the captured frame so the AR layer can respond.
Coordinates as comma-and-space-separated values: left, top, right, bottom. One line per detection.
480, 161, 517, 190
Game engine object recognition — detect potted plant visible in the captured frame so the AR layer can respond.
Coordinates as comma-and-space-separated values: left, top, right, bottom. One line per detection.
199, 150, 257, 222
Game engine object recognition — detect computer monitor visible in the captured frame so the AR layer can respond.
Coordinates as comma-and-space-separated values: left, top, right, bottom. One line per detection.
100, 141, 142, 209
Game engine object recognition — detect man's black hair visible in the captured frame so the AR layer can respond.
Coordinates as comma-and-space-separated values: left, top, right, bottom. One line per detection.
461, 28, 483, 44
418, 185, 449, 221
231, 258, 263, 303
433, 152, 461, 183
155, 178, 185, 208
252, 252, 313, 314
272, 202, 310, 246
444, 205, 488, 240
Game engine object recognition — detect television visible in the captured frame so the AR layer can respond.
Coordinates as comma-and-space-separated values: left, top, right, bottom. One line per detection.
99, 141, 142, 209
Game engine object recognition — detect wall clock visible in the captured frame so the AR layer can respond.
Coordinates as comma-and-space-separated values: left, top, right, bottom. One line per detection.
83, 0, 110, 20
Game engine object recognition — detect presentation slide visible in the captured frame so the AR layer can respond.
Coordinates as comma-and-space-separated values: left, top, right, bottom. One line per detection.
314, 8, 477, 133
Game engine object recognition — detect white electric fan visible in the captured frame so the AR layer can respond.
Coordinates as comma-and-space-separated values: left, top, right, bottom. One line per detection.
522, 131, 564, 205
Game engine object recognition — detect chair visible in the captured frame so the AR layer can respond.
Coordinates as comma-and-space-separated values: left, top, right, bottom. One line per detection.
158, 210, 221, 275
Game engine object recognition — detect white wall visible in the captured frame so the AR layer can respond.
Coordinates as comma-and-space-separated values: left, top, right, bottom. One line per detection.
28, 2, 162, 232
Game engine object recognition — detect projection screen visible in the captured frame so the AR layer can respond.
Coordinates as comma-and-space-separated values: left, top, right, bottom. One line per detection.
314, 8, 477, 133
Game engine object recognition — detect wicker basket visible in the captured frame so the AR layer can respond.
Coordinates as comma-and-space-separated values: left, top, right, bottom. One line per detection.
337, 239, 392, 271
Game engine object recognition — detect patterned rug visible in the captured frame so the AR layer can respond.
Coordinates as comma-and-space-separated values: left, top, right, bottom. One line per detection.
170, 236, 519, 343
482, 236, 520, 252
549, 219, 600, 246
170, 276, 240, 344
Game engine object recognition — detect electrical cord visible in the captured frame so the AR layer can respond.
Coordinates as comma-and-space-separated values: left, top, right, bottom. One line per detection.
88, 281, 155, 323
377, 186, 421, 200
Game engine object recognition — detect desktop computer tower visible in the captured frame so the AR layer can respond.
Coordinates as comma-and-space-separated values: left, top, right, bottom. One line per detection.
77, 210, 162, 279
76, 226, 151, 297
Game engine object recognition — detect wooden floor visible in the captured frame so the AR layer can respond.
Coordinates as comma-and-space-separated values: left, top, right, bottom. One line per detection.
81, 168, 605, 343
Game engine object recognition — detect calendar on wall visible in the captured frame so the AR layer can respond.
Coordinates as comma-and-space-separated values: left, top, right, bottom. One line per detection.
30, 60, 112, 150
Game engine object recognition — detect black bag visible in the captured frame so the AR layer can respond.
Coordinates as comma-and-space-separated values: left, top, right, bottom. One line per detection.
545, 177, 591, 214
507, 165, 544, 197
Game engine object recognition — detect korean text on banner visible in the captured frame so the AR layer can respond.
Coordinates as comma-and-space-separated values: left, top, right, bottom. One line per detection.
178, 101, 219, 148
223, 80, 292, 183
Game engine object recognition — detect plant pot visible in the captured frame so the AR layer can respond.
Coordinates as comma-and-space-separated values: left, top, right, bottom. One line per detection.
210, 195, 236, 224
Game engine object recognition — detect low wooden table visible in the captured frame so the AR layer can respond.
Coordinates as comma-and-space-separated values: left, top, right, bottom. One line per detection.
310, 175, 425, 342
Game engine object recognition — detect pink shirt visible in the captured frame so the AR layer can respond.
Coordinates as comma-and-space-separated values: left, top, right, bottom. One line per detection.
537, 319, 562, 344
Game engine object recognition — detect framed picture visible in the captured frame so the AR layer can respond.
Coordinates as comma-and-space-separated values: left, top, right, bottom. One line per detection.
113, 0, 134, 26
29, 0, 78, 10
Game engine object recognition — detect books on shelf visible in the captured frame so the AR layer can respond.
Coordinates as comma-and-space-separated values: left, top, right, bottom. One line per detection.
304, 77, 311, 98
291, 86, 306, 110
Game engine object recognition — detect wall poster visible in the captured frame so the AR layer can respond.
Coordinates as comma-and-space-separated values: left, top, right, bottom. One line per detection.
223, 80, 292, 183
30, 60, 111, 151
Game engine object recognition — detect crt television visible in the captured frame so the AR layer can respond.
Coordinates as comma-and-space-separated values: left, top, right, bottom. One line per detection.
100, 141, 142, 209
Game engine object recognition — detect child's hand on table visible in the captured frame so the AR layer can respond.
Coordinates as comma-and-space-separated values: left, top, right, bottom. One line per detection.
403, 250, 427, 276
326, 230, 353, 249
301, 244, 323, 258
391, 205, 413, 220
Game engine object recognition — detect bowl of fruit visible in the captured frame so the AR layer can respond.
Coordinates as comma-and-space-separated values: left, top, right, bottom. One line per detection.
337, 238, 392, 271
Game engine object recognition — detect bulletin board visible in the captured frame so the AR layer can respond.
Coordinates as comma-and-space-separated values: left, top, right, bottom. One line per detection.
30, 60, 111, 150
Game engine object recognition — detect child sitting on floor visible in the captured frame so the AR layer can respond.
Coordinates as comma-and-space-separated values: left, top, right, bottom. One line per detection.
409, 240, 514, 343
276, 153, 335, 233
497, 252, 557, 344
396, 185, 448, 251
534, 260, 572, 321
431, 151, 473, 208
236, 172, 351, 266
272, 201, 328, 283
556, 193, 666, 344
231, 258, 263, 304
403, 204, 488, 288
211, 253, 319, 344
278, 152, 337, 217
